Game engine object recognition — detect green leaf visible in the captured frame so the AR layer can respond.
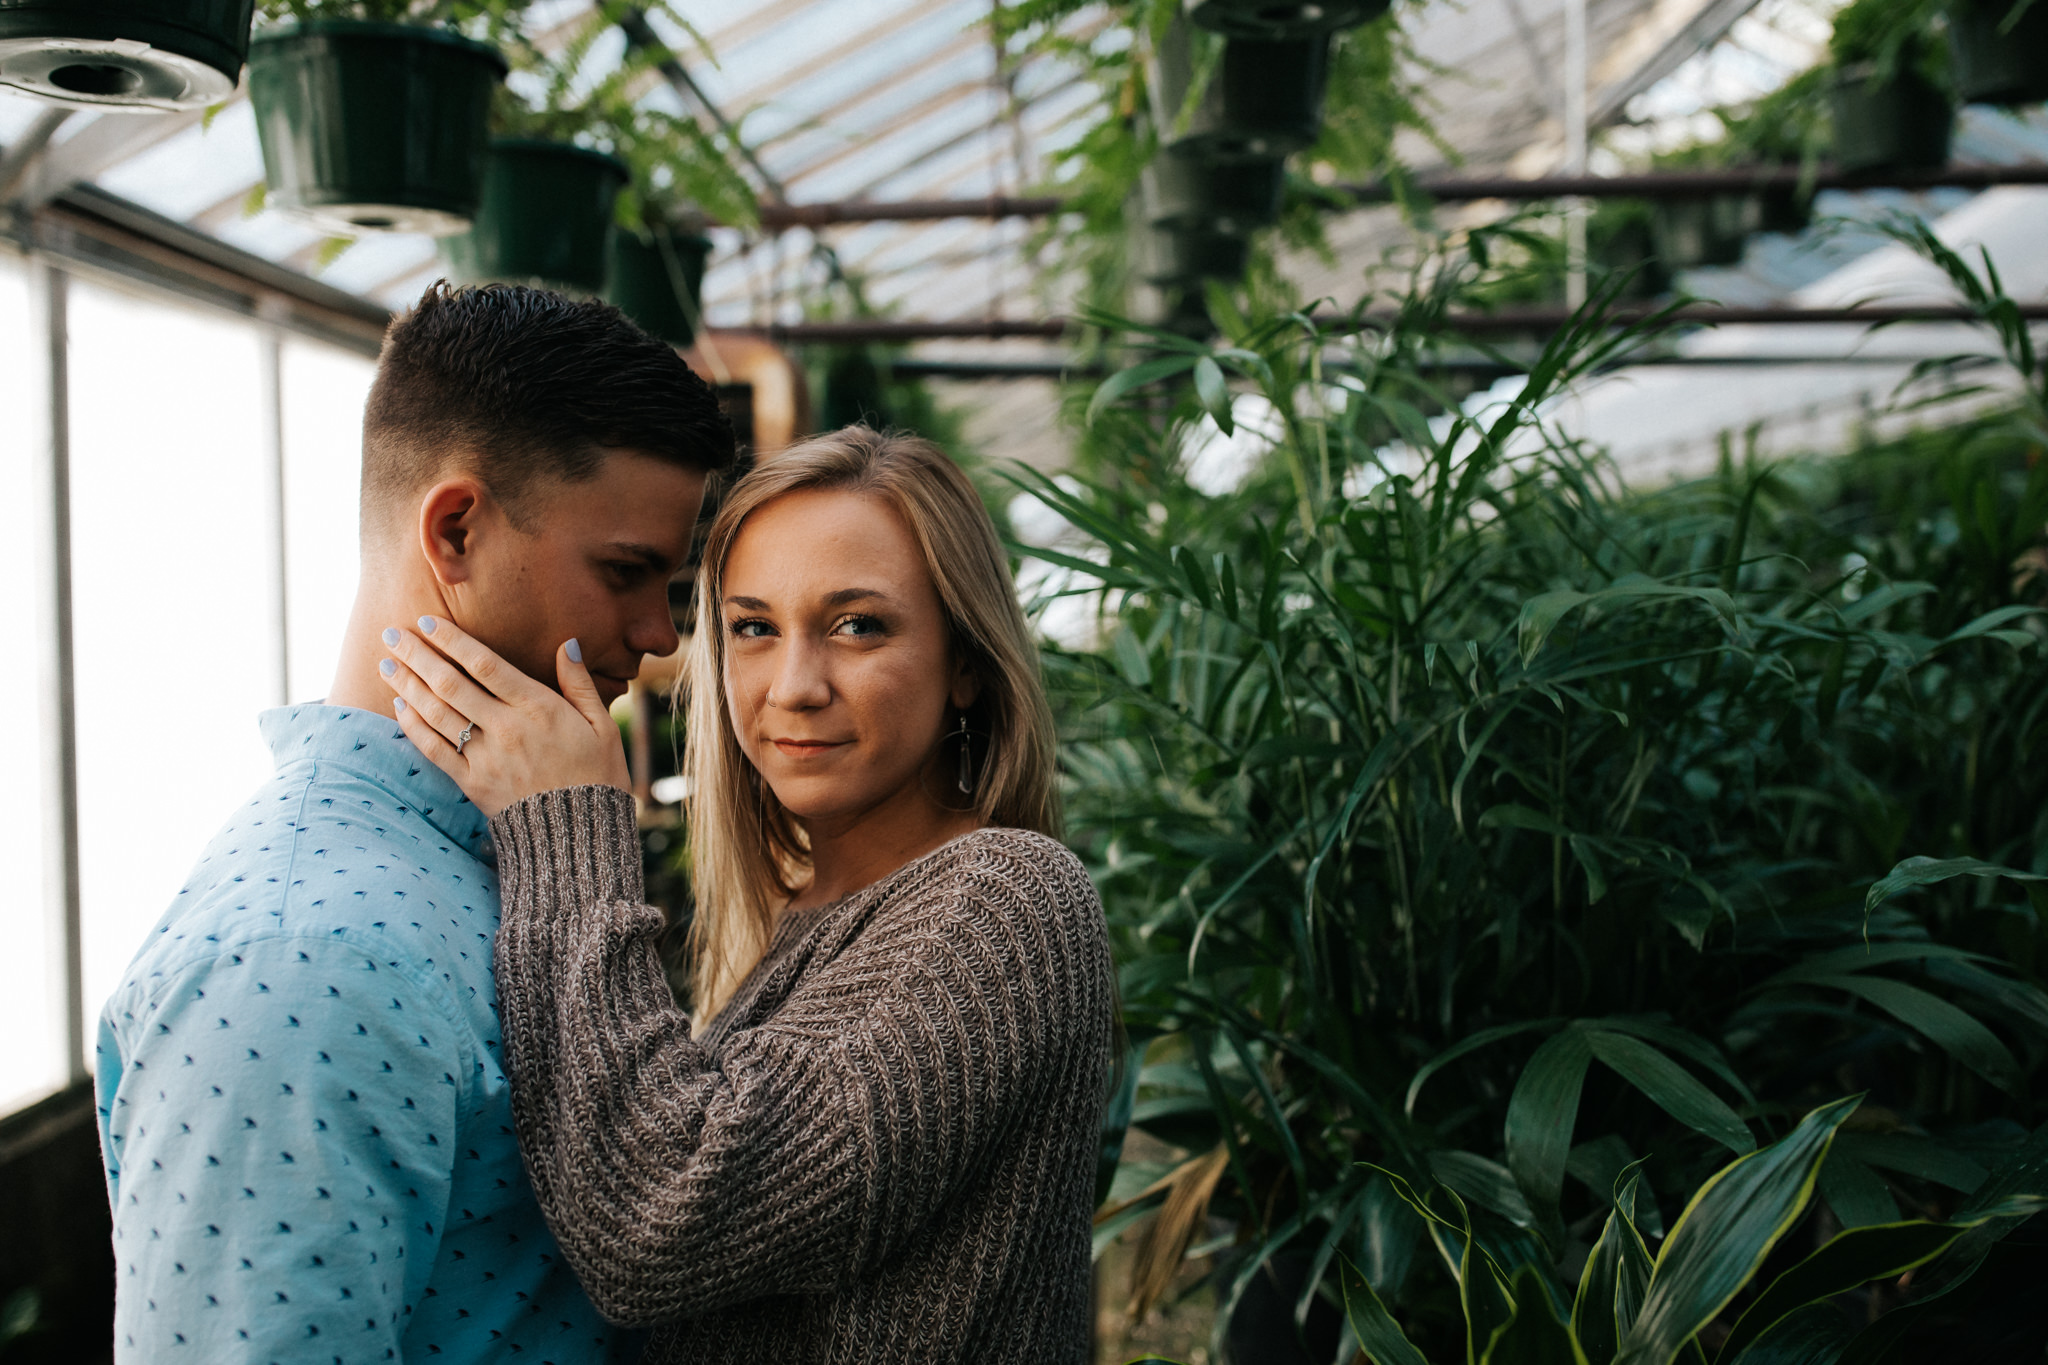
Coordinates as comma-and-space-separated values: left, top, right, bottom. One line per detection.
1937, 603, 2041, 646
1407, 1020, 1565, 1117
1484, 1266, 1591, 1365
1585, 1031, 1754, 1156
1613, 1096, 1861, 1365
1518, 590, 1592, 664
1831, 1134, 1987, 1193
1432, 1150, 1538, 1230
1111, 624, 1153, 688
1816, 975, 2024, 1096
1341, 1256, 1432, 1365
1194, 355, 1233, 434
1863, 856, 2046, 922
1506, 1030, 1595, 1250
1715, 1219, 1968, 1363
1722, 1302, 1855, 1365
1097, 1034, 1153, 1206
1086, 353, 1198, 425
1573, 1175, 1656, 1365
1816, 1151, 1898, 1229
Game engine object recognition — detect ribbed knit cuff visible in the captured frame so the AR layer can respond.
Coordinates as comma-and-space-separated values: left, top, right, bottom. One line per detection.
488, 784, 645, 924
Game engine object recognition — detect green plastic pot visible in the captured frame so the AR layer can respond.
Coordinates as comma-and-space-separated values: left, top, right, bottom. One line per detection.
1949, 0, 2048, 105
1186, 0, 1389, 39
605, 227, 712, 347
1151, 22, 1330, 161
441, 140, 629, 295
249, 21, 505, 237
1141, 155, 1284, 235
1830, 64, 1954, 173
0, 0, 251, 109
1139, 224, 1250, 284
1650, 195, 1763, 268
1588, 205, 1670, 300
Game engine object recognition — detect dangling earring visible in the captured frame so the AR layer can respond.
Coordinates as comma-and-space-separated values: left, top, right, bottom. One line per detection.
956, 712, 975, 795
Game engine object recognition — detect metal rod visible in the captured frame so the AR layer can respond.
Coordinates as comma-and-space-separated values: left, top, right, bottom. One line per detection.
738, 303, 2048, 344
30, 255, 83, 1086
1563, 0, 1588, 310
734, 163, 2048, 228
0, 107, 73, 207
258, 298, 290, 706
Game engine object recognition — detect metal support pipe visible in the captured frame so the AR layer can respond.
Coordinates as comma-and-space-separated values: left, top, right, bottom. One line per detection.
29, 255, 83, 1086
1562, 0, 1589, 310
735, 163, 2048, 228
257, 297, 290, 706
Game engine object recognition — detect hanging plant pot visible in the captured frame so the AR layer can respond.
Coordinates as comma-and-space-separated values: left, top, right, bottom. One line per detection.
0, 0, 252, 111
1151, 20, 1329, 162
441, 140, 629, 295
1650, 195, 1763, 269
604, 227, 713, 347
1830, 64, 1954, 174
1757, 182, 1812, 235
1140, 224, 1251, 284
1186, 0, 1389, 39
1142, 155, 1285, 235
1949, 0, 2048, 106
248, 21, 506, 237
1588, 203, 1670, 300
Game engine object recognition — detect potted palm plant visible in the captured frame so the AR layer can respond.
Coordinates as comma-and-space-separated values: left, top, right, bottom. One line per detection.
1827, 0, 1953, 174
0, 0, 253, 111
247, 1, 514, 236
1948, 0, 2048, 105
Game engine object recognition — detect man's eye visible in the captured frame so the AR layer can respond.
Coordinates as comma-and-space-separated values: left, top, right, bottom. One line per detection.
607, 562, 648, 585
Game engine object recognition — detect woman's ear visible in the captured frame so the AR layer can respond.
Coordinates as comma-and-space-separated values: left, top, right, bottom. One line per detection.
948, 655, 982, 713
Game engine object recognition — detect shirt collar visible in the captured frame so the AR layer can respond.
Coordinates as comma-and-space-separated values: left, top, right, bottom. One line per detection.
260, 703, 492, 863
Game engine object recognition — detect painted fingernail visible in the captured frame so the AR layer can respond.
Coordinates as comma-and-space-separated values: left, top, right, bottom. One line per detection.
382, 627, 400, 647
379, 659, 396, 677
418, 616, 437, 635
393, 697, 407, 713
565, 638, 582, 664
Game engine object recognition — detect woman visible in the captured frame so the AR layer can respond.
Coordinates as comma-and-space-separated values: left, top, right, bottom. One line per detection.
376, 427, 1112, 1363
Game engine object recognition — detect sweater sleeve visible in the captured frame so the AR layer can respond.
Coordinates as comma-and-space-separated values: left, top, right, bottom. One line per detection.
488, 786, 1106, 1329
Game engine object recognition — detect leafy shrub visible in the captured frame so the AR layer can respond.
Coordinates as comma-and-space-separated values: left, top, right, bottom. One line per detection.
1034, 229, 2048, 1359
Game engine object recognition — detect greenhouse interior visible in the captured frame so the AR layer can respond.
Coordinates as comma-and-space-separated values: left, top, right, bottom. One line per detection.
2, 0, 2047, 1361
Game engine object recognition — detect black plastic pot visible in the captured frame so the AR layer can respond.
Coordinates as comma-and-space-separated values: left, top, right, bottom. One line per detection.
605, 227, 712, 347
1588, 204, 1671, 300
0, 0, 251, 110
441, 140, 629, 295
1140, 223, 1251, 284
248, 21, 505, 237
1187, 0, 1390, 39
1650, 195, 1763, 268
1142, 155, 1285, 235
1830, 63, 1954, 173
1949, 0, 2048, 105
1152, 20, 1329, 162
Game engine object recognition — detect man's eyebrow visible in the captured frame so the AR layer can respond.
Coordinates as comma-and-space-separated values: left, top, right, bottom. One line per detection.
601, 540, 677, 569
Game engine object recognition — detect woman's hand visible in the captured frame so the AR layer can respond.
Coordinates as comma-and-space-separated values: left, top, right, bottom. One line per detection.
378, 616, 630, 818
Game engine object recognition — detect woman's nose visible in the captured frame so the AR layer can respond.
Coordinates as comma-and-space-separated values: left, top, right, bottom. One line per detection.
765, 639, 831, 711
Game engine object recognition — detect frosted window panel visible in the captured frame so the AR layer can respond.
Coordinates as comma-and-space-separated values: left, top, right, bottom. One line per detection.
0, 251, 63, 1114
282, 339, 373, 703
67, 280, 275, 1045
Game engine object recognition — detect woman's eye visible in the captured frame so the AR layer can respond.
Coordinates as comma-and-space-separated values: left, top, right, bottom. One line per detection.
727, 617, 775, 639
832, 614, 884, 638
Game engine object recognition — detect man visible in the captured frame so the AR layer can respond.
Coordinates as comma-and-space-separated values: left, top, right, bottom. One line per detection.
93, 281, 735, 1362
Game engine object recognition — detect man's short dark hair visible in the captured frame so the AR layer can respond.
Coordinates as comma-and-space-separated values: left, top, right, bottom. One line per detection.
362, 281, 736, 532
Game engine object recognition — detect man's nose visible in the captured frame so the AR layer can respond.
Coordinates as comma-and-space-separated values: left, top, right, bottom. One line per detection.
625, 595, 681, 662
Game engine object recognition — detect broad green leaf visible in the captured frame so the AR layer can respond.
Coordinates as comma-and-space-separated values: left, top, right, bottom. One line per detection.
1432, 1150, 1538, 1230
1937, 603, 2041, 646
1506, 1029, 1595, 1249
1573, 1179, 1654, 1365
1722, 1302, 1855, 1365
1862, 856, 2045, 922
1484, 1266, 1591, 1365
1816, 1152, 1898, 1229
1613, 1095, 1862, 1365
1832, 1133, 1987, 1193
1610, 1171, 1656, 1339
1194, 355, 1233, 433
1111, 624, 1153, 688
1518, 590, 1592, 664
1586, 1031, 1754, 1155
1407, 1020, 1565, 1117
1757, 941, 1993, 991
1817, 975, 2024, 1095
1341, 1256, 1432, 1365
1085, 353, 1198, 425
1956, 1118, 2048, 1218
1097, 1034, 1153, 1206
1715, 1219, 1968, 1363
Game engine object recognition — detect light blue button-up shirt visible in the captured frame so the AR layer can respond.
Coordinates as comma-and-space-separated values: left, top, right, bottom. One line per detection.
94, 704, 634, 1364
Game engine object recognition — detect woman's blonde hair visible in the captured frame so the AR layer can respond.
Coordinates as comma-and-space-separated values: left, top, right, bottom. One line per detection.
679, 426, 1060, 1021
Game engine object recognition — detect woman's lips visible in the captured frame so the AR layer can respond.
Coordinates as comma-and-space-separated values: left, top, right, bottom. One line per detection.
771, 738, 849, 757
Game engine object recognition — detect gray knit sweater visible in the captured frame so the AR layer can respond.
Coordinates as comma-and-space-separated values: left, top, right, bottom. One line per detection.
488, 786, 1114, 1363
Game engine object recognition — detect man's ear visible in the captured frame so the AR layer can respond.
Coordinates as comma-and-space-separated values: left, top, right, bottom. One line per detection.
417, 477, 493, 587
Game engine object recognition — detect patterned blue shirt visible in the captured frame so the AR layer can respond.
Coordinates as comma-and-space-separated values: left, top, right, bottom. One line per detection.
94, 704, 635, 1365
